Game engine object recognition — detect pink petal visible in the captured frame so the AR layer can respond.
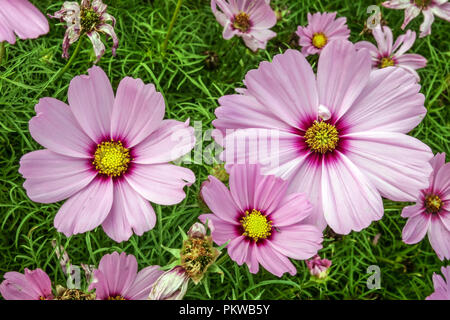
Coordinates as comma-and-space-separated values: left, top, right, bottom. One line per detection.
402, 5, 421, 30
244, 49, 319, 130
428, 218, 450, 260
133, 120, 195, 165
0, 0, 49, 44
19, 150, 96, 203
246, 0, 276, 30
396, 54, 427, 70
344, 132, 433, 202
125, 163, 195, 205
317, 40, 372, 121
253, 242, 297, 277
68, 66, 115, 143
29, 98, 94, 158
228, 163, 259, 212
419, 9, 435, 38
321, 152, 383, 234
227, 236, 249, 265
54, 178, 114, 237
402, 213, 431, 244
0, 269, 52, 300
24, 268, 53, 299
125, 266, 164, 300
269, 193, 313, 227
401, 204, 424, 218
199, 214, 240, 246
432, 162, 450, 196
200, 176, 241, 224
102, 179, 156, 243
111, 77, 165, 147
342, 67, 426, 134
269, 224, 322, 260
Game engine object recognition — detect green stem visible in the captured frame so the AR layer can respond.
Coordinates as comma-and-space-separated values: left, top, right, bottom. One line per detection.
161, 0, 183, 57
34, 37, 83, 100
0, 42, 5, 65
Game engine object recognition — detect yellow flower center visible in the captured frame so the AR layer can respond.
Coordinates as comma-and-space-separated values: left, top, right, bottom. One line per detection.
233, 12, 251, 32
240, 209, 273, 242
80, 7, 101, 33
379, 57, 395, 68
425, 194, 442, 214
93, 140, 131, 177
312, 33, 327, 49
107, 295, 126, 300
305, 121, 339, 154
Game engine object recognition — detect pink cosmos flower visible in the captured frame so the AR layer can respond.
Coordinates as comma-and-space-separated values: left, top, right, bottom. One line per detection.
199, 164, 323, 277
19, 66, 196, 243
49, 0, 118, 62
402, 152, 450, 260
211, 0, 277, 51
426, 266, 450, 300
212, 40, 433, 234
355, 25, 426, 81
0, 268, 53, 300
306, 254, 332, 280
0, 0, 49, 44
296, 12, 350, 57
88, 252, 164, 300
382, 0, 450, 38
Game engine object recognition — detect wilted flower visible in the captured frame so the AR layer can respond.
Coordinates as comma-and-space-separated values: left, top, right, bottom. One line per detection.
355, 25, 426, 81
0, 268, 53, 300
426, 266, 450, 300
54, 285, 95, 300
148, 266, 190, 300
382, 0, 450, 38
0, 0, 49, 44
402, 152, 450, 260
296, 12, 350, 57
211, 0, 277, 51
89, 252, 164, 300
306, 255, 332, 280
49, 0, 118, 62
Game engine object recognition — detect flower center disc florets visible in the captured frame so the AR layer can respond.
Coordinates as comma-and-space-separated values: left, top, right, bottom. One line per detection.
380, 57, 395, 68
241, 209, 273, 242
233, 12, 251, 32
312, 32, 327, 49
107, 295, 126, 300
80, 7, 101, 32
425, 194, 442, 214
93, 140, 131, 177
305, 120, 339, 154
414, 0, 431, 9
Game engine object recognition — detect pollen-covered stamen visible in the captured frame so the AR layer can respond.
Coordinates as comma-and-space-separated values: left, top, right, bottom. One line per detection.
305, 120, 339, 154
379, 57, 395, 68
80, 7, 101, 33
93, 140, 131, 177
312, 32, 327, 49
425, 194, 442, 214
107, 295, 126, 300
241, 209, 273, 242
233, 12, 251, 32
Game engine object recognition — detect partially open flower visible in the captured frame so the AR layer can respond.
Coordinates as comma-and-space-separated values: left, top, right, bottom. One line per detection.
306, 255, 332, 280
148, 266, 190, 300
49, 0, 118, 63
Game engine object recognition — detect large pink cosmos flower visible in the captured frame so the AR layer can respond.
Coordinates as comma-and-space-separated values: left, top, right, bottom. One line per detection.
199, 164, 323, 277
426, 266, 450, 300
402, 153, 450, 260
296, 12, 350, 57
0, 0, 49, 44
382, 0, 450, 38
211, 0, 277, 51
355, 25, 426, 81
212, 40, 433, 234
19, 66, 196, 243
89, 252, 164, 300
0, 268, 53, 300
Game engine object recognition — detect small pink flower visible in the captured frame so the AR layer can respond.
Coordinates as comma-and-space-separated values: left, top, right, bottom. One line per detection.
0, 0, 49, 44
426, 266, 450, 300
211, 0, 277, 51
49, 0, 118, 62
355, 25, 426, 81
0, 268, 53, 300
89, 252, 164, 300
19, 66, 196, 243
148, 266, 190, 300
382, 0, 450, 38
402, 152, 450, 260
296, 12, 350, 57
306, 255, 332, 280
199, 164, 323, 277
